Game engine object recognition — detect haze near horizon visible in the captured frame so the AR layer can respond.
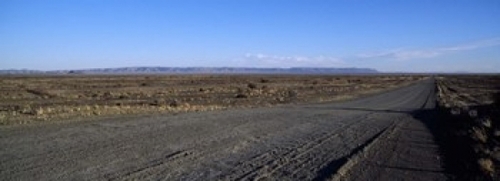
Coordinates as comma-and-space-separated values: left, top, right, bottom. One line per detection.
1, 1, 499, 73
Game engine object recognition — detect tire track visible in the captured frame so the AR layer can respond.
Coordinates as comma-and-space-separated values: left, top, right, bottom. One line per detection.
107, 150, 196, 180
328, 120, 400, 181
219, 113, 393, 181
0, 79, 446, 181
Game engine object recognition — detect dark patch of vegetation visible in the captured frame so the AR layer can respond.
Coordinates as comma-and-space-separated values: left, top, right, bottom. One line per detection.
248, 83, 257, 89
235, 94, 248, 98
437, 76, 500, 180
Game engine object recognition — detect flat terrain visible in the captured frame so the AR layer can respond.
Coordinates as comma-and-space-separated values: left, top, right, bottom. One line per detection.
0, 75, 422, 125
0, 78, 448, 180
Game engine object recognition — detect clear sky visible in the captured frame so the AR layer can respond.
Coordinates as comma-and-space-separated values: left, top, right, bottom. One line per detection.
1, 0, 499, 72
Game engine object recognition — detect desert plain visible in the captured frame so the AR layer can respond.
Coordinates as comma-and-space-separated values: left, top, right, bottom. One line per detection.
1, 74, 499, 180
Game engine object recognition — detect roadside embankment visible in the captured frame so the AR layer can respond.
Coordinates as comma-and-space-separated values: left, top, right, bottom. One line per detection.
436, 76, 500, 180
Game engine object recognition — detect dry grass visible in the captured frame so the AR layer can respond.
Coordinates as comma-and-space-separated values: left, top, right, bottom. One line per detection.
0, 74, 424, 125
479, 158, 495, 176
436, 75, 500, 179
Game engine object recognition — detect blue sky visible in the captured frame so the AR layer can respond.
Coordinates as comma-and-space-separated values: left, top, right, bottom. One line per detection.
1, 0, 499, 72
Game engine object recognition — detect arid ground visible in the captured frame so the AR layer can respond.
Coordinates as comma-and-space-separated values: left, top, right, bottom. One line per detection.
1, 75, 498, 180
0, 75, 422, 125
436, 75, 500, 180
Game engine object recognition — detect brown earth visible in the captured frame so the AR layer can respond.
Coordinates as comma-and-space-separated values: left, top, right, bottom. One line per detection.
0, 75, 423, 125
0, 77, 448, 180
436, 75, 500, 180
5, 75, 499, 180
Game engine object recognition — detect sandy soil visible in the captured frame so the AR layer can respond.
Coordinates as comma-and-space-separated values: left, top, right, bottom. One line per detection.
0, 75, 423, 125
0, 78, 447, 180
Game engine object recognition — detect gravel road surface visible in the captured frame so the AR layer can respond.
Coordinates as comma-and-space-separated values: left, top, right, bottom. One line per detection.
0, 79, 448, 180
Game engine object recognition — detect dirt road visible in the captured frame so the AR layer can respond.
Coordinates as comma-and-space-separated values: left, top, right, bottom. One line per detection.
0, 79, 448, 180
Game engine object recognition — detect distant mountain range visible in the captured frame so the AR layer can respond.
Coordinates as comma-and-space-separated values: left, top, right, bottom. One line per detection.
0, 67, 379, 75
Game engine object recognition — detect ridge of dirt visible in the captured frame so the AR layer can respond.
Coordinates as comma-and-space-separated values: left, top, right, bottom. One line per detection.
330, 123, 396, 181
